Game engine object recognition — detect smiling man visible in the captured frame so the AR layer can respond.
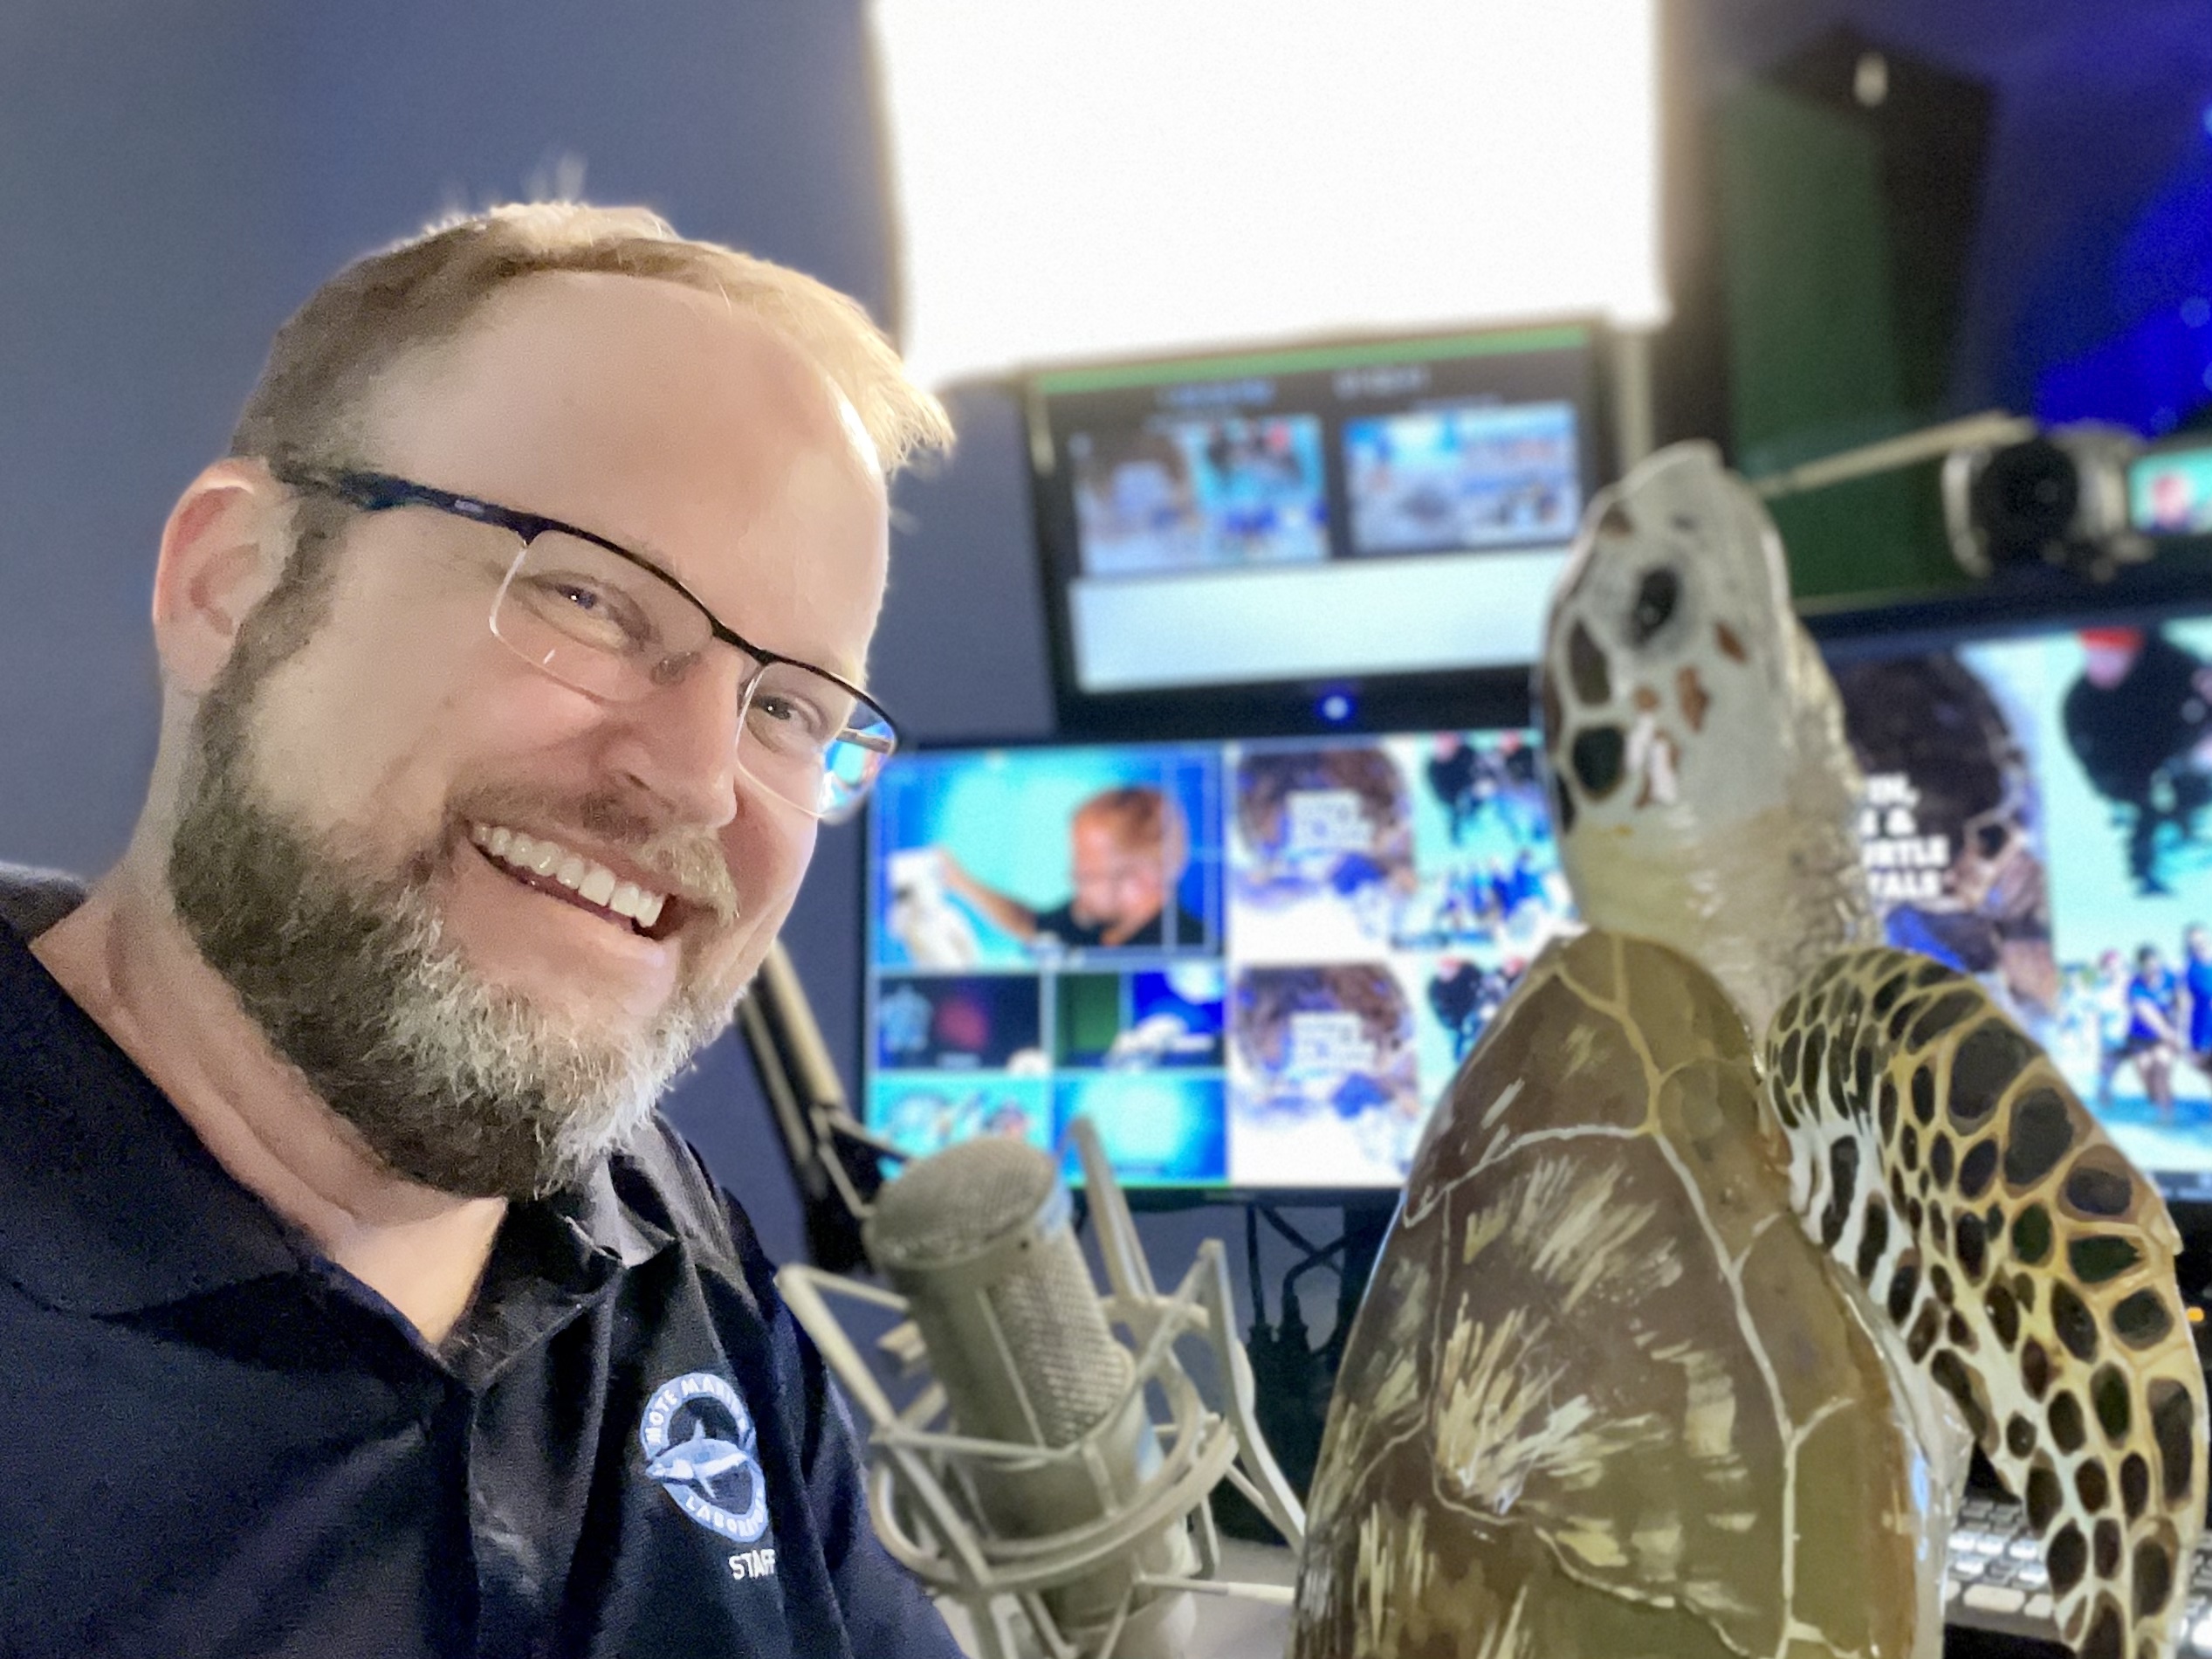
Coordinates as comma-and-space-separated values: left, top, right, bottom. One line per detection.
0, 204, 962, 1658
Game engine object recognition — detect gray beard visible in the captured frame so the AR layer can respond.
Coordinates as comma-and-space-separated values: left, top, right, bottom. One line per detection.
164, 681, 732, 1201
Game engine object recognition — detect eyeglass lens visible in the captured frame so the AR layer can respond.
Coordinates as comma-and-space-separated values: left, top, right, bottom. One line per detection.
489, 532, 893, 818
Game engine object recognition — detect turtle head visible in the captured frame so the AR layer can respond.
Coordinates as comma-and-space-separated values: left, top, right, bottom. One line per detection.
1539, 443, 1872, 1023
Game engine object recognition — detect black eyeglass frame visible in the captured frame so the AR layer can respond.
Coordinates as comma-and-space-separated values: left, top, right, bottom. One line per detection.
273, 465, 902, 812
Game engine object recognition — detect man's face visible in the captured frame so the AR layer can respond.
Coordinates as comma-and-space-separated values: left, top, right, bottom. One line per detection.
1068, 813, 1165, 929
2190, 929, 2210, 962
170, 272, 890, 1196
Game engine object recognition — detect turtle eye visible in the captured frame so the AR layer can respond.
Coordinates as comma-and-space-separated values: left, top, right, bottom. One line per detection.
1629, 567, 1680, 645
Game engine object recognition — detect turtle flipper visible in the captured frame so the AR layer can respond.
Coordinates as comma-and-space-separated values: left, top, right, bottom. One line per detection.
1766, 946, 2208, 1659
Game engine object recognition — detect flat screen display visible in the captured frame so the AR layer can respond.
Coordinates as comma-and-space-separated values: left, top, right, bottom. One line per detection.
865, 609, 2212, 1199
1027, 323, 1608, 724
865, 729, 1570, 1189
2129, 437, 2212, 536
1873, 616, 2212, 1201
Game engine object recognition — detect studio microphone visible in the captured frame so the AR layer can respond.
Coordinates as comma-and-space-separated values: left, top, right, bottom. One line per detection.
862, 1136, 1199, 1659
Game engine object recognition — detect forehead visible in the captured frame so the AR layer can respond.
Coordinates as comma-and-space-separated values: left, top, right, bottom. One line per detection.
356, 271, 890, 671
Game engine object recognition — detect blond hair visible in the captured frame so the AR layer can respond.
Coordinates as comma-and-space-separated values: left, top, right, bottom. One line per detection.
230, 201, 953, 476
1076, 786, 1191, 879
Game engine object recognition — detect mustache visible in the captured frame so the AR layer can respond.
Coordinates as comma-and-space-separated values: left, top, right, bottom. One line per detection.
444, 786, 742, 926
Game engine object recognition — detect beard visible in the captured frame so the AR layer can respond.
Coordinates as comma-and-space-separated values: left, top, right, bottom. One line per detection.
164, 657, 743, 1201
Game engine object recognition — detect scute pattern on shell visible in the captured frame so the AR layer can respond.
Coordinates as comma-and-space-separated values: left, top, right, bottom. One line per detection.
1767, 946, 2208, 1659
1293, 930, 1924, 1659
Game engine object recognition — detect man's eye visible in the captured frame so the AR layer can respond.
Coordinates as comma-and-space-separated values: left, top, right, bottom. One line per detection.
555, 583, 604, 613
755, 692, 822, 732
748, 692, 840, 754
515, 572, 654, 651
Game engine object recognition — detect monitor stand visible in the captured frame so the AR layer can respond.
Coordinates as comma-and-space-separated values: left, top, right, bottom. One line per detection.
1212, 1200, 1395, 1545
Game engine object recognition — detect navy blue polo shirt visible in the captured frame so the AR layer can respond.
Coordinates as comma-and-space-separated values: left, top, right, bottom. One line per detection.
0, 908, 964, 1659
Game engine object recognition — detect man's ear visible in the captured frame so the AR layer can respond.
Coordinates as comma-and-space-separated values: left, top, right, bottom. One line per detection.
151, 459, 292, 695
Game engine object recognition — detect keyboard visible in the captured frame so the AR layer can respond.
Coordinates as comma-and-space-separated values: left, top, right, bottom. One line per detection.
1947, 1492, 2212, 1649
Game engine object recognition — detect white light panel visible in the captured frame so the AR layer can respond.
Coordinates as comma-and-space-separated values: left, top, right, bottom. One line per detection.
870, 1, 1666, 387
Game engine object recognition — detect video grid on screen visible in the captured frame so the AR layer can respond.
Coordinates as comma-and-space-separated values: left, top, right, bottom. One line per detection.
1037, 327, 1604, 699
864, 730, 1570, 1189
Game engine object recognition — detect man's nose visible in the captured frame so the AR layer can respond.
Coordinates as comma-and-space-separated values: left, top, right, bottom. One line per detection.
604, 651, 746, 829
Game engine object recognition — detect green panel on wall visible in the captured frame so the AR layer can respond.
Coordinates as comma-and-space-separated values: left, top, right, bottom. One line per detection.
1717, 80, 1972, 607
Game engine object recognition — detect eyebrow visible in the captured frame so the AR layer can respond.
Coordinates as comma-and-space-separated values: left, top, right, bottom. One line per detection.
566, 517, 871, 688
282, 466, 893, 722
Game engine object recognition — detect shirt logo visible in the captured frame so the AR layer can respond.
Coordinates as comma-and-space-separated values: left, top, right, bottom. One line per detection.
640, 1371, 770, 1545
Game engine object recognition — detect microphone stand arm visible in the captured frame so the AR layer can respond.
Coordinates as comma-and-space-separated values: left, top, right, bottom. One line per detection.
777, 1119, 1307, 1659
737, 940, 903, 1272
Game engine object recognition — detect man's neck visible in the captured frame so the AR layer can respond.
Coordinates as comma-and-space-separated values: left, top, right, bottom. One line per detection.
28, 856, 505, 1346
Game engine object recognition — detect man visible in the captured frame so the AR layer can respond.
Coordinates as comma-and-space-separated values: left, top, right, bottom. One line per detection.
0, 203, 964, 1658
935, 785, 1202, 951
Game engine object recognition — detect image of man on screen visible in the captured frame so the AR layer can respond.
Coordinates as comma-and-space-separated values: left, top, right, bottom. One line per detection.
935, 785, 1201, 952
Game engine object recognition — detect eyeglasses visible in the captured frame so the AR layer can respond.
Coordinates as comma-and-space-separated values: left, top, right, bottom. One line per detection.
276, 466, 898, 822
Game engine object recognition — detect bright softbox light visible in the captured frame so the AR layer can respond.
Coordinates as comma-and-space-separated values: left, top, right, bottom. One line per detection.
870, 1, 1666, 387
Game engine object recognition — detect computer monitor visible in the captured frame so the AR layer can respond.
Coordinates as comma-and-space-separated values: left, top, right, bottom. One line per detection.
1024, 320, 1613, 739
863, 726, 1568, 1194
1831, 606, 2212, 1202
861, 602, 2212, 1204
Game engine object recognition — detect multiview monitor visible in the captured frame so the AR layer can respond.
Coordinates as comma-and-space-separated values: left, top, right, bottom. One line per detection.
861, 604, 2212, 1203
1024, 320, 1612, 738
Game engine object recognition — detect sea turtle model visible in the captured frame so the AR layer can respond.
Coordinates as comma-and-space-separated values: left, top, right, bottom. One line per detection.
1292, 444, 2207, 1659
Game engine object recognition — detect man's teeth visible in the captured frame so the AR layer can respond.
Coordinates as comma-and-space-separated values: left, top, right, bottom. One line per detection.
469, 823, 668, 927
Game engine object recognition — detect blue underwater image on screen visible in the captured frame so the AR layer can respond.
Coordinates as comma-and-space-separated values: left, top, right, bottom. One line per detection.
1052, 1073, 1228, 1187
2131, 444, 2212, 535
868, 1077, 1054, 1162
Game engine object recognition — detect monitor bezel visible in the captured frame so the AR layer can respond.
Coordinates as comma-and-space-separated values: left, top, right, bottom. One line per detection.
1019, 317, 1620, 745
856, 719, 1558, 1208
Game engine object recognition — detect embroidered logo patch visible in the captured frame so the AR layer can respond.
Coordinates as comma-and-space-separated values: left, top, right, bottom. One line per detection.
639, 1371, 770, 1545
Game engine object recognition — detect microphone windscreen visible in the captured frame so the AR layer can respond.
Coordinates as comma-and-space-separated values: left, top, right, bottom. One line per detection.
866, 1136, 1131, 1448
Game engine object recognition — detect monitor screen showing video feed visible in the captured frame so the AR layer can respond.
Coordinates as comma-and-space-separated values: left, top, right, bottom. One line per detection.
1069, 416, 1329, 576
1343, 400, 1580, 557
1030, 323, 1607, 706
863, 607, 2212, 1199
1832, 613, 2212, 1201
864, 728, 1571, 1190
2130, 439, 2212, 536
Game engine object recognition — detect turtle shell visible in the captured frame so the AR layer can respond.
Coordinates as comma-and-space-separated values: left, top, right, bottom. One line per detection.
1293, 929, 1931, 1659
